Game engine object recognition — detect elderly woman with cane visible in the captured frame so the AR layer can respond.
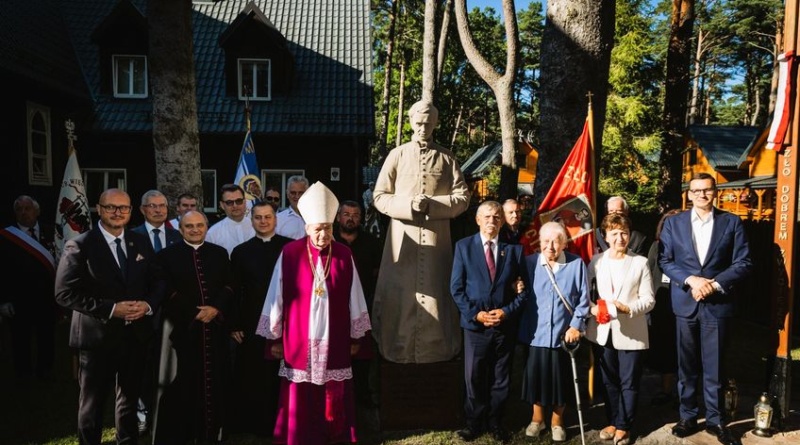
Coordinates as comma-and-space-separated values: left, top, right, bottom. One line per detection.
519, 221, 590, 442
586, 213, 655, 445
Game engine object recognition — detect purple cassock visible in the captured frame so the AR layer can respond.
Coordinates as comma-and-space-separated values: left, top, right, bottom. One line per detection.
256, 238, 371, 445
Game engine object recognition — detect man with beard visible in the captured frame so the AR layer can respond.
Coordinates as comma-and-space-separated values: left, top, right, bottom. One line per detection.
334, 200, 382, 407
229, 201, 292, 435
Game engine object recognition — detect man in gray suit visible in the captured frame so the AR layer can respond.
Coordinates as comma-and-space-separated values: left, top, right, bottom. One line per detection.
55, 188, 165, 445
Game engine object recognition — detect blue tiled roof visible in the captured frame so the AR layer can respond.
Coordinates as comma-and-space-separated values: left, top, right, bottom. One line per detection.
461, 141, 502, 178
61, 0, 374, 135
687, 125, 760, 170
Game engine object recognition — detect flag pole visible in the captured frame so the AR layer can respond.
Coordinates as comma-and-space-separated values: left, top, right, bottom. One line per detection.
586, 92, 596, 223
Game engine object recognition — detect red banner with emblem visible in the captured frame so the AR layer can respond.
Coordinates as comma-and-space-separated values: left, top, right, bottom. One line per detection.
520, 119, 595, 263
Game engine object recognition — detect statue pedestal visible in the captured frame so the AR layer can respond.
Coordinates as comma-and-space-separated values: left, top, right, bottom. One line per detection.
379, 359, 463, 430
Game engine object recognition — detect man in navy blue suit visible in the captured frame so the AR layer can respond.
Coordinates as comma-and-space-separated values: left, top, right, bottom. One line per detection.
55, 188, 165, 445
658, 173, 752, 445
450, 200, 528, 443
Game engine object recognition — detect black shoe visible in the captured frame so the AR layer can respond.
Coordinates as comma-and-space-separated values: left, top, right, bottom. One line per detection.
457, 427, 481, 442
671, 418, 698, 438
706, 424, 741, 445
489, 426, 510, 444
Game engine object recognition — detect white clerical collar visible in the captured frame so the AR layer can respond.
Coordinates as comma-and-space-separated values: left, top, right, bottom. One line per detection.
257, 234, 275, 242
183, 240, 204, 250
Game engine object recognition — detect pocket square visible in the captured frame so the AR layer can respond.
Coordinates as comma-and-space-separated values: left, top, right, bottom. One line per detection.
135, 253, 145, 262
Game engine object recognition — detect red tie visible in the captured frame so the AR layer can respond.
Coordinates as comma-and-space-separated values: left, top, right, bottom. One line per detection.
486, 241, 496, 281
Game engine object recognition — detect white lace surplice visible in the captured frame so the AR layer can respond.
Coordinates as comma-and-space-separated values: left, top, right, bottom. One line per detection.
255, 252, 371, 385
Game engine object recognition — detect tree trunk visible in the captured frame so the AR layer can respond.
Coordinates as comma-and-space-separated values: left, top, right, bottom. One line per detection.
396, 61, 406, 147
378, 0, 399, 158
454, 0, 520, 201
688, 27, 705, 125
421, 0, 438, 103
148, 0, 203, 209
658, 0, 694, 212
436, 0, 453, 87
451, 102, 464, 148
536, 0, 616, 205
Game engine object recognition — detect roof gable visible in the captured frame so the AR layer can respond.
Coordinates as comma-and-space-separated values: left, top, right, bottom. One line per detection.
687, 125, 760, 170
61, 0, 374, 135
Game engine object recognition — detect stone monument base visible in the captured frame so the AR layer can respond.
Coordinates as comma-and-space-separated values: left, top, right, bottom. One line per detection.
379, 359, 464, 430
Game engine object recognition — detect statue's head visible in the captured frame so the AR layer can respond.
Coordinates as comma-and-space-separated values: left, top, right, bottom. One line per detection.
408, 100, 438, 143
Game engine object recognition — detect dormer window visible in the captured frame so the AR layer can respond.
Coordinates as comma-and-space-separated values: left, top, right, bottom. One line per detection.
113, 55, 148, 98
238, 58, 271, 101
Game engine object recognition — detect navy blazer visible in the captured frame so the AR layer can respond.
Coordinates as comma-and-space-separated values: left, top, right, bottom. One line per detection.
450, 233, 528, 332
131, 223, 182, 250
658, 208, 752, 318
55, 226, 166, 349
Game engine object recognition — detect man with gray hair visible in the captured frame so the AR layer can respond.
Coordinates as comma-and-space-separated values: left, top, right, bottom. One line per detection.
275, 175, 309, 239
596, 196, 648, 256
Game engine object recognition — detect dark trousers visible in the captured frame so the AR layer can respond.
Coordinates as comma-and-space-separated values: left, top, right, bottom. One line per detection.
676, 306, 729, 426
77, 333, 147, 445
596, 335, 644, 431
463, 328, 514, 431
10, 313, 55, 378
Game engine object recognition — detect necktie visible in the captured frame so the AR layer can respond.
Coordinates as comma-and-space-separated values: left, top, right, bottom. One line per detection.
485, 241, 496, 282
152, 228, 162, 252
115, 238, 128, 277
27, 227, 36, 240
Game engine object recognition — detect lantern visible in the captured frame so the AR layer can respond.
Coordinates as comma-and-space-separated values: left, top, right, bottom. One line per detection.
752, 392, 773, 437
723, 378, 738, 420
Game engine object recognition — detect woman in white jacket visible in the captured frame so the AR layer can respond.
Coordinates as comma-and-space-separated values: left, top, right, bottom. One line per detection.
586, 214, 655, 445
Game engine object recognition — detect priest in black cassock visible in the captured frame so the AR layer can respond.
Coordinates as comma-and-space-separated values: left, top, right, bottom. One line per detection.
154, 210, 234, 444
229, 201, 291, 436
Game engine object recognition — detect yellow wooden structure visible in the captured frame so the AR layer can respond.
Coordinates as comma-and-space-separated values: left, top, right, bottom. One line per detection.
463, 139, 539, 201
682, 125, 776, 221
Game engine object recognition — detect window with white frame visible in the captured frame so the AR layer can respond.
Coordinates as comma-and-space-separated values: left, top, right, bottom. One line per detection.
238, 58, 271, 100
113, 55, 148, 98
201, 169, 218, 213
27, 102, 52, 186
263, 169, 305, 209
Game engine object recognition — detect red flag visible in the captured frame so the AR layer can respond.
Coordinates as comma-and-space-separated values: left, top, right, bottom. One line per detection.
767, 51, 796, 153
520, 119, 595, 263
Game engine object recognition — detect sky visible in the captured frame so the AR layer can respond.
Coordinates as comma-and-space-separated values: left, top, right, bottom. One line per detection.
467, 0, 537, 14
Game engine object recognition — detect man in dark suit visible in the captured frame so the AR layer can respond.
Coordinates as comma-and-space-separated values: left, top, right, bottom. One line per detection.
0, 195, 57, 380
229, 201, 291, 436
659, 173, 752, 445
450, 200, 528, 443
130, 189, 181, 433
55, 188, 165, 445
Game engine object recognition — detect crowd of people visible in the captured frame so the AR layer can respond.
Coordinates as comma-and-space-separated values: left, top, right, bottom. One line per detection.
1, 152, 752, 445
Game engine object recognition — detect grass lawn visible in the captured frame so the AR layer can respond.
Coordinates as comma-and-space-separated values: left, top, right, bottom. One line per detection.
1, 317, 797, 445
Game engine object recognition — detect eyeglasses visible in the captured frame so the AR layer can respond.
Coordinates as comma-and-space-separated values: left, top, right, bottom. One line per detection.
689, 188, 716, 195
264, 196, 280, 202
143, 203, 167, 210
99, 204, 132, 214
223, 198, 245, 206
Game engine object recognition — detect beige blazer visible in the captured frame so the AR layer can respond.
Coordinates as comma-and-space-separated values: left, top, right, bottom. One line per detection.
585, 252, 655, 350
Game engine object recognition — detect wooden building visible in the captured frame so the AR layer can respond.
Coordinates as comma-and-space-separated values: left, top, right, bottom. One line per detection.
461, 139, 539, 202
682, 125, 776, 220
1, 0, 374, 226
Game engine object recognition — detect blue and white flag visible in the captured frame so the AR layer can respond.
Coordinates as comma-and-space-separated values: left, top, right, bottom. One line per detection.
234, 130, 262, 212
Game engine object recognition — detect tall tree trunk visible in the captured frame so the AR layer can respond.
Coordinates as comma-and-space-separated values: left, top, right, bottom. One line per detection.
454, 0, 520, 201
436, 0, 453, 86
421, 0, 438, 103
396, 61, 407, 147
148, 0, 203, 208
379, 0, 399, 158
688, 27, 705, 125
659, 0, 695, 212
536, 0, 616, 205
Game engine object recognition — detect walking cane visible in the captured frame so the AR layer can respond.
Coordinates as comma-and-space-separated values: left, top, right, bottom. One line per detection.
562, 337, 587, 445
